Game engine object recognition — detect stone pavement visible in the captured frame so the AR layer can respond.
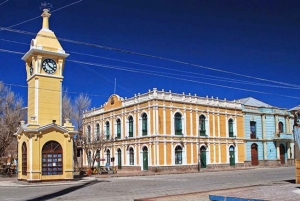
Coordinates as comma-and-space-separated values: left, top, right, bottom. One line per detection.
1, 167, 300, 201
135, 180, 300, 201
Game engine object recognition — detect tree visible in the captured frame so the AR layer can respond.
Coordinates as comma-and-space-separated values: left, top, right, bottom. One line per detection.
73, 94, 91, 133
81, 132, 115, 169
62, 91, 73, 122
0, 82, 24, 157
62, 92, 91, 169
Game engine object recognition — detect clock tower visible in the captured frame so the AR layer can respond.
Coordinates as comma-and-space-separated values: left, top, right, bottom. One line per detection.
22, 8, 68, 126
16, 9, 76, 182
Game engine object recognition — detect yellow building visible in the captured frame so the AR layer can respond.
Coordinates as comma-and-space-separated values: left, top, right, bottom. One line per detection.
15, 9, 77, 181
82, 89, 245, 171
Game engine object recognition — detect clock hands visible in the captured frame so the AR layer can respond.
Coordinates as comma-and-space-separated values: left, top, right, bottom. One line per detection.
42, 59, 57, 74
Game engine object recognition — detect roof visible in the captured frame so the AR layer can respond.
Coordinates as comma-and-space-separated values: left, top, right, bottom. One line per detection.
237, 97, 272, 107
289, 105, 300, 111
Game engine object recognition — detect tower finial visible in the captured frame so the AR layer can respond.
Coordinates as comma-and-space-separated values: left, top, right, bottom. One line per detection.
41, 8, 51, 29
40, 2, 52, 29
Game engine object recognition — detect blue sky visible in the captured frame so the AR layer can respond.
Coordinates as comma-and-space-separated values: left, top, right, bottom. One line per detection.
0, 0, 299, 109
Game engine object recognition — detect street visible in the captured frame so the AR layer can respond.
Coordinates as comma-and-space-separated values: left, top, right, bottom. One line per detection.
0, 167, 298, 201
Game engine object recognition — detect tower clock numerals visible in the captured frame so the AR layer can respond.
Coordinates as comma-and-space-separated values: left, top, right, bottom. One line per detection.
42, 58, 57, 74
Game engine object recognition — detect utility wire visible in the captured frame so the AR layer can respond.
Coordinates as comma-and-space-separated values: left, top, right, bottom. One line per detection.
1, 26, 299, 89
0, 47, 299, 100
0, 1, 82, 29
67, 59, 300, 100
0, 0, 9, 6
1, 38, 300, 90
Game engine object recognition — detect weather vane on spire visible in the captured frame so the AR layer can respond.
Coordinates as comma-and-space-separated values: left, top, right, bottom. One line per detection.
40, 2, 53, 11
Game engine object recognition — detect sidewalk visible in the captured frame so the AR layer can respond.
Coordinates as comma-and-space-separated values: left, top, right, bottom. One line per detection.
1, 167, 299, 201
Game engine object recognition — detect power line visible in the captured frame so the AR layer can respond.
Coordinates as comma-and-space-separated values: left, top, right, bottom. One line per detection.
1, 38, 299, 90
2, 82, 109, 98
67, 59, 300, 100
1, 26, 299, 89
0, 0, 9, 6
0, 47, 299, 100
0, 1, 83, 29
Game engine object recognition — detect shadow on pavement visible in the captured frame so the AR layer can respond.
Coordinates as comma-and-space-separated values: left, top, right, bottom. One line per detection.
284, 179, 295, 184
26, 180, 98, 201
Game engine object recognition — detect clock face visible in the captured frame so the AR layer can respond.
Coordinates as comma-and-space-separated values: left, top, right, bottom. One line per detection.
29, 61, 33, 76
42, 58, 57, 74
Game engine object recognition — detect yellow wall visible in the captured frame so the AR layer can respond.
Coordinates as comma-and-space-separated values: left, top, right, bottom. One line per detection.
159, 143, 164, 165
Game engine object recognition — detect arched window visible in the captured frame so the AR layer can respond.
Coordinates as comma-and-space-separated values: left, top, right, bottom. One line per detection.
116, 119, 121, 139
106, 149, 110, 165
250, 121, 256, 139
87, 125, 91, 143
42, 141, 63, 175
106, 121, 110, 140
22, 142, 27, 175
278, 122, 284, 133
142, 113, 148, 136
175, 146, 182, 164
96, 123, 100, 141
128, 116, 134, 137
228, 119, 234, 137
129, 147, 134, 165
199, 115, 206, 136
175, 112, 182, 135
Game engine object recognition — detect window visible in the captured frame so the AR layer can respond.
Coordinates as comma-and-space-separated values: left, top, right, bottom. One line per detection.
199, 115, 206, 136
22, 142, 27, 175
278, 122, 284, 133
175, 112, 182, 135
116, 119, 121, 139
228, 119, 234, 137
87, 150, 92, 166
96, 123, 100, 141
87, 125, 91, 143
129, 147, 134, 165
175, 146, 182, 164
106, 121, 110, 140
129, 116, 133, 137
106, 149, 110, 165
250, 121, 256, 139
42, 141, 63, 175
142, 113, 148, 136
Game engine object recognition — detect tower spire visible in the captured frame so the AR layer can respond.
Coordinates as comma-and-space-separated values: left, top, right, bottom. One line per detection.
41, 9, 51, 29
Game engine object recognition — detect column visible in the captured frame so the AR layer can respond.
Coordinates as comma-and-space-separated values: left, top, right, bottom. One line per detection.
164, 142, 167, 165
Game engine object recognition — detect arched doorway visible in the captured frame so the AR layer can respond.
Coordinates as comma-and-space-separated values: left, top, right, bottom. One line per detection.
200, 146, 206, 168
280, 144, 285, 164
251, 143, 258, 166
106, 149, 110, 165
229, 146, 235, 166
117, 149, 122, 169
22, 142, 27, 176
142, 147, 148, 171
42, 141, 63, 175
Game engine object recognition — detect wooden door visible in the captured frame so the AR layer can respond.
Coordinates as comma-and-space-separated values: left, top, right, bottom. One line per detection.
280, 144, 285, 164
117, 149, 122, 169
251, 144, 259, 166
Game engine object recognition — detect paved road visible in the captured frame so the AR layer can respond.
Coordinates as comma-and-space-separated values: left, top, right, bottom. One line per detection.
0, 167, 298, 201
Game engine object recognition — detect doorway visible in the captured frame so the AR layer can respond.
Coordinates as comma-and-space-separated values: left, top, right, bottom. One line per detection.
142, 147, 148, 171
280, 144, 285, 164
117, 149, 122, 169
251, 143, 258, 166
200, 146, 206, 168
229, 146, 235, 166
